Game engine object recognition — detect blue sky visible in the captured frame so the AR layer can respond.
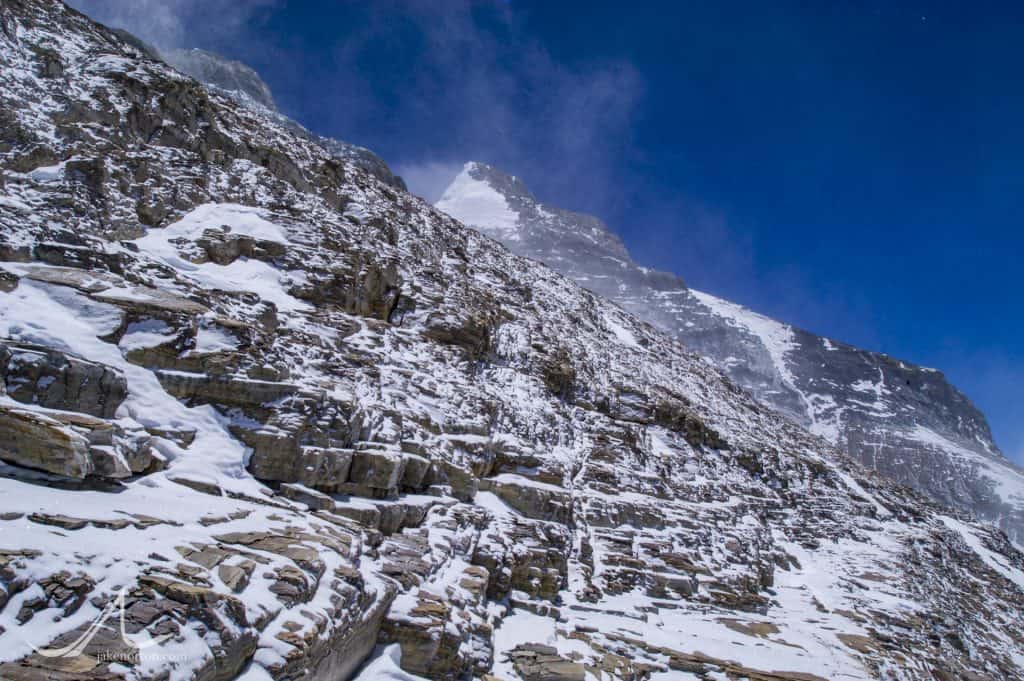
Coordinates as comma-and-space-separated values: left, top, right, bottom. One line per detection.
73, 0, 1023, 463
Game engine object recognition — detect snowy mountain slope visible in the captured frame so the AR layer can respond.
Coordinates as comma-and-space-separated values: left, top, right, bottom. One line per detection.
0, 2, 1023, 680
438, 161, 1024, 546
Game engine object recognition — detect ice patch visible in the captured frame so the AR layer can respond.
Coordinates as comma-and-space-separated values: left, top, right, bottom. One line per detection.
191, 325, 238, 355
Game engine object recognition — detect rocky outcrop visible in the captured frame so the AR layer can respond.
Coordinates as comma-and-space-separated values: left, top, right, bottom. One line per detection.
506, 644, 586, 681
155, 40, 407, 191
479, 474, 573, 524
0, 341, 156, 479
1, 339, 127, 418
161, 48, 277, 110
0, 404, 94, 478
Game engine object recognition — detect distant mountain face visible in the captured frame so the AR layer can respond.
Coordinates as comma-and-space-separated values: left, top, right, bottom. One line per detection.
162, 47, 277, 110
438, 161, 1024, 543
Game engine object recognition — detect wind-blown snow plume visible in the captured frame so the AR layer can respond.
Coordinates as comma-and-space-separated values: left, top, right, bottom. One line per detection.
65, 0, 276, 50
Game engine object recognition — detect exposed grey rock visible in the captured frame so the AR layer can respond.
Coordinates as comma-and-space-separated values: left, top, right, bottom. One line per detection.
161, 48, 276, 111
507, 643, 586, 681
156, 370, 299, 407
193, 226, 287, 265
279, 482, 335, 511
479, 474, 572, 524
1, 340, 127, 418
0, 404, 93, 478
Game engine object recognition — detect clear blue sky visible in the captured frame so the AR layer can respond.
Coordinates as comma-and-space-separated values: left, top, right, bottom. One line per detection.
74, 0, 1023, 462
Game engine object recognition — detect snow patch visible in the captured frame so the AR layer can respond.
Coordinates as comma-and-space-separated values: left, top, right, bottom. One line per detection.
133, 203, 308, 312
941, 516, 1024, 592
119, 319, 176, 351
191, 325, 239, 355
352, 645, 427, 680
436, 163, 521, 241
691, 290, 797, 389
603, 310, 639, 348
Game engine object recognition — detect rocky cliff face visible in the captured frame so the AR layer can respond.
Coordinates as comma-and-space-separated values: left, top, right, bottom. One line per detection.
437, 161, 1024, 546
1, 2, 1024, 680
161, 48, 277, 111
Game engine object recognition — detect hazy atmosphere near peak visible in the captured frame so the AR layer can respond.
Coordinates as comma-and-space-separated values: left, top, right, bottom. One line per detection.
69, 0, 1023, 462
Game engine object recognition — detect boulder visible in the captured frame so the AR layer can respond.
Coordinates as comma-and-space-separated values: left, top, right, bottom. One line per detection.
347, 448, 407, 497
381, 592, 466, 679
246, 441, 355, 491
156, 370, 299, 407
293, 446, 354, 491
480, 474, 572, 524
194, 226, 287, 265
0, 404, 93, 478
292, 260, 402, 321
268, 581, 397, 681
0, 269, 18, 292
1, 340, 127, 418
380, 562, 493, 679
399, 452, 432, 490
280, 483, 336, 511
506, 643, 585, 681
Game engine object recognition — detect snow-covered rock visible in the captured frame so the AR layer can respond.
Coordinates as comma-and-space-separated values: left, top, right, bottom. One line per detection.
0, 2, 1022, 680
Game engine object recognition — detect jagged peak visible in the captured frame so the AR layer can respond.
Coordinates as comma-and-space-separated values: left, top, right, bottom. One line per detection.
460, 161, 537, 204
161, 47, 277, 111
437, 160, 640, 265
436, 161, 527, 241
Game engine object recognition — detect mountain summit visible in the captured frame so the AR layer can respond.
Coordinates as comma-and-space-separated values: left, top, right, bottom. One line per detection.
438, 161, 1024, 544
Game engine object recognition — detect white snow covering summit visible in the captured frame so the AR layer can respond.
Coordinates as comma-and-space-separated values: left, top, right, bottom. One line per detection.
436, 162, 521, 241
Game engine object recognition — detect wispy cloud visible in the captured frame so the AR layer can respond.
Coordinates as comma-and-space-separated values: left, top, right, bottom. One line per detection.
66, 0, 276, 50
394, 161, 465, 205
290, 2, 643, 217
70, 1, 642, 220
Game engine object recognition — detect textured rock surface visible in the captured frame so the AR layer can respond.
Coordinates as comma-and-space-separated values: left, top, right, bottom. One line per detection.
438, 161, 1024, 545
0, 3, 1022, 680
161, 48, 277, 110
1, 339, 127, 417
